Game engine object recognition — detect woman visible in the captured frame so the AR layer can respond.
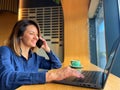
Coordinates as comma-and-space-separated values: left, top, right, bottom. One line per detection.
0, 19, 84, 90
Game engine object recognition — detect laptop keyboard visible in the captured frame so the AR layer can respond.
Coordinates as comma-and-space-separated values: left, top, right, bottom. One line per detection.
53, 70, 103, 89
72, 71, 102, 84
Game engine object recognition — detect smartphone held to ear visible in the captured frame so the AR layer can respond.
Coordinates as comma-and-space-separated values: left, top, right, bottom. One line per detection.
36, 39, 43, 48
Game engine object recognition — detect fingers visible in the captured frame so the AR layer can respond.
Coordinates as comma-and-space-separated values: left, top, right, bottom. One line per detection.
39, 36, 45, 41
69, 67, 84, 78
46, 67, 84, 82
62, 66, 84, 79
38, 37, 50, 52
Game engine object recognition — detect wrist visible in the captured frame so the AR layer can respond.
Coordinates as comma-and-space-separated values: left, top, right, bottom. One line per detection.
45, 47, 50, 53
46, 70, 56, 82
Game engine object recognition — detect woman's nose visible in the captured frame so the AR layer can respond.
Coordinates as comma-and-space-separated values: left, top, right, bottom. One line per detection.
34, 35, 39, 40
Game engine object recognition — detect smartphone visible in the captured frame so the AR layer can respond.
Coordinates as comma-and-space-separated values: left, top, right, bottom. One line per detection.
36, 39, 43, 48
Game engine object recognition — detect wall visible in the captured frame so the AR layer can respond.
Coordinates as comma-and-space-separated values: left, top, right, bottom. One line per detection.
0, 12, 18, 46
61, 0, 90, 63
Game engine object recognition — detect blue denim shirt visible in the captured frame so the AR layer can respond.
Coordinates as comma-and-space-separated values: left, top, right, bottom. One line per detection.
0, 46, 62, 90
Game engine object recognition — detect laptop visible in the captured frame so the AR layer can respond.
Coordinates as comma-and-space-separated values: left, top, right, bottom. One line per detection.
53, 37, 120, 89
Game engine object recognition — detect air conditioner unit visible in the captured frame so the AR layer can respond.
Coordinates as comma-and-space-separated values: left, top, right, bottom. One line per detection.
88, 0, 99, 18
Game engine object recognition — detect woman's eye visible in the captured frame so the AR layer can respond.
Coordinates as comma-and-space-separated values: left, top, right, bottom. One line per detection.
29, 32, 34, 35
29, 32, 38, 37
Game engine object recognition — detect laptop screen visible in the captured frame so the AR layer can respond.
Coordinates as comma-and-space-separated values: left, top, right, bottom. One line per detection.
102, 36, 120, 87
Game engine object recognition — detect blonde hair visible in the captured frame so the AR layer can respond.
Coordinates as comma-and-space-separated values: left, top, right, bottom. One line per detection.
7, 19, 40, 56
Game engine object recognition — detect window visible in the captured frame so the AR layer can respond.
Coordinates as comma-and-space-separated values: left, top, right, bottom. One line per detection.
95, 3, 106, 69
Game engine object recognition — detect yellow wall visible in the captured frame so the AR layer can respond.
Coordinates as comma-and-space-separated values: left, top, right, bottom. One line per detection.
0, 12, 18, 45
61, 0, 90, 62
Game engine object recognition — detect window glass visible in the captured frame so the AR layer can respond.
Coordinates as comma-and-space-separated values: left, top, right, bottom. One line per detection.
95, 5, 107, 69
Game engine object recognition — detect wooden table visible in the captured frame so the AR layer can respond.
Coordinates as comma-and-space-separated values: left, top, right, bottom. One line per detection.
17, 57, 120, 90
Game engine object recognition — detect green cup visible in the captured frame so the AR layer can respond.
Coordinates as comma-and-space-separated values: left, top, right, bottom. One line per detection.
71, 60, 81, 67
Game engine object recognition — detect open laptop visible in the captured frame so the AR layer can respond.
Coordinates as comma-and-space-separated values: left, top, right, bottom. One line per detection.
53, 37, 120, 89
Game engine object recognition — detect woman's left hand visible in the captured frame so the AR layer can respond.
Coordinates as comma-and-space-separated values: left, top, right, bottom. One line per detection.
39, 37, 50, 52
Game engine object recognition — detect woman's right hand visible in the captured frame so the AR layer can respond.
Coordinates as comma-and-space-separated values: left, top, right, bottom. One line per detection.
46, 66, 84, 82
